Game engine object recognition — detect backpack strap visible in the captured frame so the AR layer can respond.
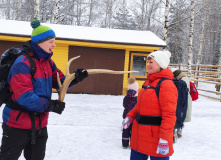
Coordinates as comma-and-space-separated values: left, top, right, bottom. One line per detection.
142, 78, 170, 98
48, 59, 54, 73
21, 52, 36, 81
142, 80, 155, 89
154, 78, 170, 98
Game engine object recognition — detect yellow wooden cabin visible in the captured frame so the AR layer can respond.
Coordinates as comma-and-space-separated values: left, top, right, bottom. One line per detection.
0, 19, 166, 95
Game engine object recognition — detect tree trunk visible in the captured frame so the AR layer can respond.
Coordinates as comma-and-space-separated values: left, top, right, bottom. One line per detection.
14, 0, 21, 20
34, 0, 40, 19
197, 0, 206, 65
7, 0, 11, 19
215, 43, 221, 92
187, 0, 195, 78
54, 0, 61, 24
216, 16, 221, 92
163, 0, 169, 50
87, 0, 93, 26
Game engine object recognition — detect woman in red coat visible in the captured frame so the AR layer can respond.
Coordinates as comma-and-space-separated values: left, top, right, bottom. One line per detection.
123, 50, 178, 160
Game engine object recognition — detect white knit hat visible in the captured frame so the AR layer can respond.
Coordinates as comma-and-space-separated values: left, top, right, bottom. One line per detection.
148, 50, 171, 69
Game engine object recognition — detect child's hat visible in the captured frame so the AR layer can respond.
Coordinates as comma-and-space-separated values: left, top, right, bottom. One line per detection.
148, 50, 171, 69
30, 19, 55, 44
128, 77, 139, 92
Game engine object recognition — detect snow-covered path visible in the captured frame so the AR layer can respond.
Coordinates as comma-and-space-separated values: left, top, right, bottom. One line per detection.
0, 93, 220, 160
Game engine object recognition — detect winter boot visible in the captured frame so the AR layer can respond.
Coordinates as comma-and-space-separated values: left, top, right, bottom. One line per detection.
177, 128, 182, 138
173, 129, 178, 143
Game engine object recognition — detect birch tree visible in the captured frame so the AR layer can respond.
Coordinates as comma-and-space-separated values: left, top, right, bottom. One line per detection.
54, 0, 61, 24
34, 0, 40, 19
163, 0, 169, 45
187, 0, 194, 77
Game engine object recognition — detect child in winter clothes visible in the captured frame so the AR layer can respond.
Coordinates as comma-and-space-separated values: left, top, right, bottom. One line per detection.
172, 69, 192, 138
123, 50, 178, 160
122, 77, 139, 148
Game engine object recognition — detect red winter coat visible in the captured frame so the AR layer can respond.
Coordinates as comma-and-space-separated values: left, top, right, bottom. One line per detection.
127, 68, 178, 157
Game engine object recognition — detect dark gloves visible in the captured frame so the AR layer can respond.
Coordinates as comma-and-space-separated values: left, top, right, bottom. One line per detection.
47, 100, 65, 114
70, 68, 88, 85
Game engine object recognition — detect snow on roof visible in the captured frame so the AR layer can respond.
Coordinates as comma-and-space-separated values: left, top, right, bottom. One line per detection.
0, 19, 166, 47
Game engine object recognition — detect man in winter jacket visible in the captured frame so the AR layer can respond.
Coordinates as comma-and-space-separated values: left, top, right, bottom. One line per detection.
0, 19, 88, 160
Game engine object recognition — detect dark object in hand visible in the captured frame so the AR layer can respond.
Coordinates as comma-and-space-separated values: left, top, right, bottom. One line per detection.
70, 68, 88, 85
47, 100, 65, 114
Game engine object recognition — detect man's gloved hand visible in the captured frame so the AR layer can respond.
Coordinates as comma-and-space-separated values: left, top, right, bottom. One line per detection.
156, 138, 169, 155
122, 116, 133, 129
47, 100, 65, 114
70, 68, 88, 85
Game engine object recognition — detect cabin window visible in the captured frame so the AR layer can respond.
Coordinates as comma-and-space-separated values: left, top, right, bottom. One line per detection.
130, 52, 149, 78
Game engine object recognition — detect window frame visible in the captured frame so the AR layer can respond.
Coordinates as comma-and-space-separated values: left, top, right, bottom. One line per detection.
129, 52, 150, 79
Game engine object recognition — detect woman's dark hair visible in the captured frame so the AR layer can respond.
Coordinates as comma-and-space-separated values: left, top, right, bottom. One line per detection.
173, 69, 182, 77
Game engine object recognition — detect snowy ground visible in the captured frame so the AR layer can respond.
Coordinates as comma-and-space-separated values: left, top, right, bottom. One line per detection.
0, 93, 220, 160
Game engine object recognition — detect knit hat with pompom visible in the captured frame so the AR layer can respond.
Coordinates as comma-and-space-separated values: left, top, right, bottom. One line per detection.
31, 19, 55, 44
148, 50, 171, 69
128, 77, 139, 92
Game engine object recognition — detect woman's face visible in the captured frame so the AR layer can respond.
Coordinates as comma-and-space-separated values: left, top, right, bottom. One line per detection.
146, 58, 161, 74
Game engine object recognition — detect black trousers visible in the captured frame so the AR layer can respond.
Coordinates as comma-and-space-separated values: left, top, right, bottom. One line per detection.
122, 124, 132, 147
0, 123, 48, 160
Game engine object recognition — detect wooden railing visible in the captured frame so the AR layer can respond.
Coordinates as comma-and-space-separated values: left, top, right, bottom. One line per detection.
169, 64, 221, 102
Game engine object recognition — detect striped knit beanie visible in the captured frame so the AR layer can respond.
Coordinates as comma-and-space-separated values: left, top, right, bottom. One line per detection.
31, 19, 55, 44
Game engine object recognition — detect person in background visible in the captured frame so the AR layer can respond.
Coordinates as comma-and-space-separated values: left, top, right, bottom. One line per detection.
0, 19, 88, 160
172, 69, 192, 138
122, 77, 139, 148
123, 50, 178, 160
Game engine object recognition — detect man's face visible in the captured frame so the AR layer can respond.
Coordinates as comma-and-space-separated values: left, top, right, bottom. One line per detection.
38, 38, 56, 54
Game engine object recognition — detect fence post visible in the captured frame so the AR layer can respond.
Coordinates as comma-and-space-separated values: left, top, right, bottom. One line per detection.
215, 66, 221, 92
196, 65, 200, 87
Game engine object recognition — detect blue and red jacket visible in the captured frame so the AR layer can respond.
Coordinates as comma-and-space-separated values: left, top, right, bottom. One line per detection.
2, 40, 66, 130
122, 90, 137, 119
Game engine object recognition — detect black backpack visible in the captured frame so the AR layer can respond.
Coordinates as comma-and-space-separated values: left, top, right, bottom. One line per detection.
142, 78, 188, 129
0, 47, 36, 107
